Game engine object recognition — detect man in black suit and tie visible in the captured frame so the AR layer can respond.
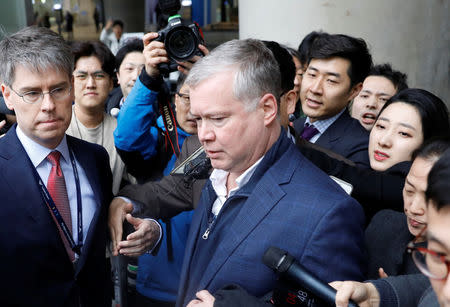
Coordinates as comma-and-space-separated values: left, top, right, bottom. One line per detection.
293, 32, 372, 167
0, 26, 113, 306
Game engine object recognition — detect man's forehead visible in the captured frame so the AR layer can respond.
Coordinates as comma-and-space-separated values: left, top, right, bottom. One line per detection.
75, 56, 103, 70
12, 64, 70, 88
122, 51, 144, 64
363, 76, 396, 93
308, 57, 350, 74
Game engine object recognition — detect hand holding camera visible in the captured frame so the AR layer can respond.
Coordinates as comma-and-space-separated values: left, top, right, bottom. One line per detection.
142, 32, 208, 78
143, 32, 169, 78
143, 0, 207, 77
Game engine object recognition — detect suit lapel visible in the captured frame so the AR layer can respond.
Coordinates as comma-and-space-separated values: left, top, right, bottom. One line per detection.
0, 128, 53, 225
293, 116, 306, 134
0, 127, 74, 267
197, 152, 297, 290
316, 110, 348, 148
67, 137, 103, 274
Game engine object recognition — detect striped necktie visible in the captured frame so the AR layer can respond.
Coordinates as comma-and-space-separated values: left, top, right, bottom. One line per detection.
47, 150, 75, 261
300, 123, 320, 141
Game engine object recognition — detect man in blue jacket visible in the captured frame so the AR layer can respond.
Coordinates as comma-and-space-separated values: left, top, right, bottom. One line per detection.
113, 31, 200, 306
181, 38, 366, 307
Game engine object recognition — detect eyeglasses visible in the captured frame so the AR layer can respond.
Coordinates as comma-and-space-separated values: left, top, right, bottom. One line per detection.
176, 92, 190, 105
10, 85, 72, 104
407, 227, 450, 280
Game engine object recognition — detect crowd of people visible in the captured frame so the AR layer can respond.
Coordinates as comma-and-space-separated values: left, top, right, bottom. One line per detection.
0, 22, 449, 307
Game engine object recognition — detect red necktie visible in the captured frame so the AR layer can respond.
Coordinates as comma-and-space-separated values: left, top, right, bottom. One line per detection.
47, 151, 75, 261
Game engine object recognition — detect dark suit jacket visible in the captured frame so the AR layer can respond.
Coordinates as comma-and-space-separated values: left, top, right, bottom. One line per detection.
365, 210, 419, 279
293, 109, 370, 167
105, 86, 123, 116
177, 132, 366, 306
371, 274, 436, 307
297, 136, 411, 220
0, 126, 113, 307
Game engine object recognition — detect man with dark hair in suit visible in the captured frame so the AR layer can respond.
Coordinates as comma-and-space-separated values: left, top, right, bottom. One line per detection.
294, 32, 372, 167
0, 26, 113, 306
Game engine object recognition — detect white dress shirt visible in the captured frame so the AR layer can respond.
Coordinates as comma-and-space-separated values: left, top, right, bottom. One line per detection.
16, 127, 97, 248
209, 156, 264, 217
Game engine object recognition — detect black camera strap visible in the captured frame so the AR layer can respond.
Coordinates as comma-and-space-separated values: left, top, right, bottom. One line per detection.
158, 87, 181, 157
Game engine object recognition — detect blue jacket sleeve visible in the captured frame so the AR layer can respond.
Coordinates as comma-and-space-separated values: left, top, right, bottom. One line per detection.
114, 76, 160, 160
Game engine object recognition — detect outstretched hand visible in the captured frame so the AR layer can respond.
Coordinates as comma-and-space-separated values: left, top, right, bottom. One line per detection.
108, 198, 134, 256
116, 214, 161, 257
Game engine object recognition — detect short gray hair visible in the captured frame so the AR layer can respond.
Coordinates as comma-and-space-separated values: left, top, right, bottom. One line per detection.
0, 26, 73, 86
185, 39, 282, 110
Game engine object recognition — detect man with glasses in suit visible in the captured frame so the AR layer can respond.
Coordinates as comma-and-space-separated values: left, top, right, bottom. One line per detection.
0, 26, 113, 306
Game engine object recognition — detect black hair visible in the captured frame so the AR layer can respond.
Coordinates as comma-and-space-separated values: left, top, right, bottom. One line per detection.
412, 137, 450, 162
176, 72, 187, 92
308, 33, 373, 87
112, 20, 124, 29
369, 64, 408, 92
115, 38, 144, 71
284, 46, 300, 63
71, 41, 115, 77
378, 88, 450, 142
426, 148, 450, 210
263, 41, 295, 95
297, 31, 323, 68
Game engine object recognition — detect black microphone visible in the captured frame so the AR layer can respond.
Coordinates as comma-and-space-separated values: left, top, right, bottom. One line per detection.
263, 247, 358, 307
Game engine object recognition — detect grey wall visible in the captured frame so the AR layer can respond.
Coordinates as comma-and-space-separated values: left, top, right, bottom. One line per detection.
0, 0, 33, 34
239, 0, 449, 106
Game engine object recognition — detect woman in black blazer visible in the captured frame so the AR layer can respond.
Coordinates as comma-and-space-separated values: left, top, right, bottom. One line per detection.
297, 88, 449, 220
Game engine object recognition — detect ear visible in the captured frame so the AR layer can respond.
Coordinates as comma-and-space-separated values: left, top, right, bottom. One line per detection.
284, 89, 297, 115
108, 78, 114, 92
259, 93, 278, 127
1, 84, 15, 111
174, 94, 180, 112
116, 72, 121, 85
348, 82, 363, 101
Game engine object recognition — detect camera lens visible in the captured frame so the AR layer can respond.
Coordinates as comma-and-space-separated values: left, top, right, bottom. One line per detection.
166, 27, 197, 61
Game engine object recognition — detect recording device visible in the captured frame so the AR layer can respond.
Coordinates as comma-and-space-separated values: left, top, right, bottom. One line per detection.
156, 0, 205, 76
170, 146, 211, 185
263, 247, 358, 307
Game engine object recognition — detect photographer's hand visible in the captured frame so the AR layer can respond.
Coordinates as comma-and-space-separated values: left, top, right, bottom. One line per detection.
108, 197, 134, 256
143, 32, 169, 78
177, 44, 209, 75
117, 215, 161, 257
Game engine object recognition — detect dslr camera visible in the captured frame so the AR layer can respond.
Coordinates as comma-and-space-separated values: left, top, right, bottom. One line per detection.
156, 0, 204, 76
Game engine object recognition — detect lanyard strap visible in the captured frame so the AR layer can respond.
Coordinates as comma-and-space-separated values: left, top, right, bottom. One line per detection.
32, 148, 83, 256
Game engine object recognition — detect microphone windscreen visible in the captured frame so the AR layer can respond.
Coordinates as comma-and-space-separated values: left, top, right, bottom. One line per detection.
262, 246, 285, 270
